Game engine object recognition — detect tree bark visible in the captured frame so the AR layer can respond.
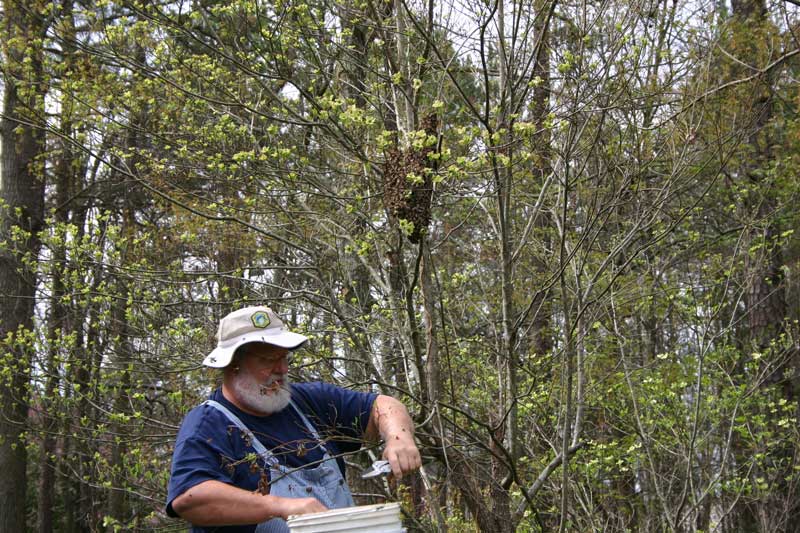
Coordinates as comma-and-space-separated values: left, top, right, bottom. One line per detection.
37, 4, 78, 530
729, 1, 798, 531
0, 1, 47, 530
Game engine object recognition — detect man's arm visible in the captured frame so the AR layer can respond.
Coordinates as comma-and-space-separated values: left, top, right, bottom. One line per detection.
365, 394, 422, 478
171, 479, 327, 526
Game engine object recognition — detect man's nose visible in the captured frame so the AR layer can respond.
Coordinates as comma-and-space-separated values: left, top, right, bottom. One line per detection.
275, 355, 290, 374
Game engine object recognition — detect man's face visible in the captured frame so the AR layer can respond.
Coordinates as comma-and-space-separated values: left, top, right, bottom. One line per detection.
241, 343, 291, 382
230, 343, 292, 415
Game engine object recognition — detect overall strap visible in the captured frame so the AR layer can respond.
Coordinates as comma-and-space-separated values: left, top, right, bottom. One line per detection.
203, 400, 278, 465
288, 399, 332, 458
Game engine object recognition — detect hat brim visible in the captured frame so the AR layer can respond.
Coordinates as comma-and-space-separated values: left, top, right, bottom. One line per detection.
202, 329, 309, 368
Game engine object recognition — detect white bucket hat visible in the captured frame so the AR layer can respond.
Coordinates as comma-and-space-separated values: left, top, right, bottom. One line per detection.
202, 306, 308, 368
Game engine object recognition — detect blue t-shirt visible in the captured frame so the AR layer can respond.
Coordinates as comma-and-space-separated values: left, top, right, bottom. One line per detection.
166, 382, 377, 532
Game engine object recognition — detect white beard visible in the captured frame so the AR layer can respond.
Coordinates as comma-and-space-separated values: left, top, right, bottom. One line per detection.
231, 372, 292, 415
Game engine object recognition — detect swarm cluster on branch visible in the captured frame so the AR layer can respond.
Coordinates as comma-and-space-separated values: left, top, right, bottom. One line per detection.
382, 114, 438, 244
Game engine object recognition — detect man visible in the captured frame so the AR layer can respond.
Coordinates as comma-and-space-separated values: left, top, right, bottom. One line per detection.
166, 306, 421, 532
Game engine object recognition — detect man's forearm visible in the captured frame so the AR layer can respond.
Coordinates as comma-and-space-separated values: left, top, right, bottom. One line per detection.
367, 395, 421, 477
369, 395, 415, 443
171, 479, 325, 525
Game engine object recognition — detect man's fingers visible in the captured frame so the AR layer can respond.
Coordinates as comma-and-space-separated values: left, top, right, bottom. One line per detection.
309, 499, 327, 513
386, 451, 403, 478
412, 451, 422, 470
383, 447, 422, 479
283, 496, 328, 519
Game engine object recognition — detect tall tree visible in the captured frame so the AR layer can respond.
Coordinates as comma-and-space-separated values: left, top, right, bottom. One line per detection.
0, 1, 48, 530
727, 0, 799, 529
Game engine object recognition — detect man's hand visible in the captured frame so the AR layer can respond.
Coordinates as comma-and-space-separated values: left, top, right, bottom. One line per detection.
366, 395, 422, 479
281, 496, 328, 519
383, 430, 421, 479
171, 480, 328, 525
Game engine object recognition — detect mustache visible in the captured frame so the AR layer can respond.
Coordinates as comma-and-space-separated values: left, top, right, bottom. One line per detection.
258, 375, 289, 395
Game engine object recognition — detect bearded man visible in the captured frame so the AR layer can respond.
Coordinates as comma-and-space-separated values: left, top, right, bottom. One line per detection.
166, 306, 421, 532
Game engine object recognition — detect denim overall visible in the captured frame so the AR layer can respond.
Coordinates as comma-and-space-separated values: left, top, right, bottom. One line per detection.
203, 400, 355, 533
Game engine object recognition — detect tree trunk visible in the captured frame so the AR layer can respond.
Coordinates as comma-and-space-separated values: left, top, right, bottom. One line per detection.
37, 156, 70, 533
729, 1, 797, 530
38, 5, 78, 529
0, 1, 47, 530
66, 227, 107, 530
108, 289, 133, 524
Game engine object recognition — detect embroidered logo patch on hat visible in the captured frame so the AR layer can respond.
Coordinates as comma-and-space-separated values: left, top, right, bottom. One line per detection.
202, 305, 308, 368
251, 311, 271, 328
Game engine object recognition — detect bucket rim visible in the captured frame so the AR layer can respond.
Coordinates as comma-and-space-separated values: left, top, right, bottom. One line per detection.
287, 502, 402, 524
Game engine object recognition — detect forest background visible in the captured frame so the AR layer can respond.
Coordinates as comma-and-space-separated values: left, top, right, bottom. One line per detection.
1, 0, 799, 531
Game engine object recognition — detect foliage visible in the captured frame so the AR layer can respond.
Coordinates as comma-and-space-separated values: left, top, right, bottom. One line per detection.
0, 0, 799, 532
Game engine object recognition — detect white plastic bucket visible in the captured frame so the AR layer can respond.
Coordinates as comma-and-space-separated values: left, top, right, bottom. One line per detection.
286, 502, 405, 533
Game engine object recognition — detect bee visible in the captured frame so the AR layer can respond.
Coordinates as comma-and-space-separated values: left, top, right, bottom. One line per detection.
296, 443, 308, 458
258, 471, 270, 495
